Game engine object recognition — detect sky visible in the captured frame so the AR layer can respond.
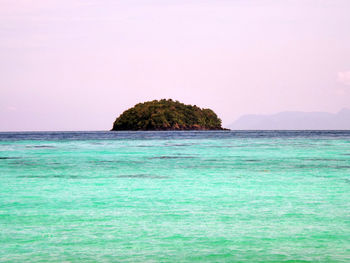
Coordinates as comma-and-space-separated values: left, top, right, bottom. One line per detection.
1, 0, 350, 131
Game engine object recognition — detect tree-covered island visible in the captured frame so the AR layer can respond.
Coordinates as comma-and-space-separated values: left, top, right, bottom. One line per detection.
112, 99, 227, 131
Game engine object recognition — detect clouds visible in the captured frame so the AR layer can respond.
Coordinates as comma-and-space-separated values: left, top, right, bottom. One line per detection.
337, 71, 350, 86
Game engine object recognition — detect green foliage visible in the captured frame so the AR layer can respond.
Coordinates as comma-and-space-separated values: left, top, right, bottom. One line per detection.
112, 99, 224, 130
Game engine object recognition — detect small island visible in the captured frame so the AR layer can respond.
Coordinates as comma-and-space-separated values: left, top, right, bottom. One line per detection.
112, 99, 226, 131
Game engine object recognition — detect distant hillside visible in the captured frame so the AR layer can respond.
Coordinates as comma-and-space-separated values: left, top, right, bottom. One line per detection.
112, 99, 224, 131
229, 109, 350, 130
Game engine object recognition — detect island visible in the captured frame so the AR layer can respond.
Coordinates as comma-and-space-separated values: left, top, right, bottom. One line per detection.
111, 99, 226, 131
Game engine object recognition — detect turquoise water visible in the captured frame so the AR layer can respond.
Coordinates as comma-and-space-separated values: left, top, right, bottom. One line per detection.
1, 131, 349, 262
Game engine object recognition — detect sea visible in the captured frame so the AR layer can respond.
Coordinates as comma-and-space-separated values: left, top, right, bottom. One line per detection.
0, 131, 349, 262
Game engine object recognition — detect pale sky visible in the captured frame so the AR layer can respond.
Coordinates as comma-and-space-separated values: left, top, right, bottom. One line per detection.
1, 0, 350, 131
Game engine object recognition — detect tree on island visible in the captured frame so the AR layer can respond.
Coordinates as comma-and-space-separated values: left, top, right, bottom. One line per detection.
111, 99, 225, 131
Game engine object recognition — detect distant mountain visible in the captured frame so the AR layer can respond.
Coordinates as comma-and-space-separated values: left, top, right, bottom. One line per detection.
229, 108, 350, 130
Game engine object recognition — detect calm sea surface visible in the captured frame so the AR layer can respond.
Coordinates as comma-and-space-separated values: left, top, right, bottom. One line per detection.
0, 131, 349, 262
